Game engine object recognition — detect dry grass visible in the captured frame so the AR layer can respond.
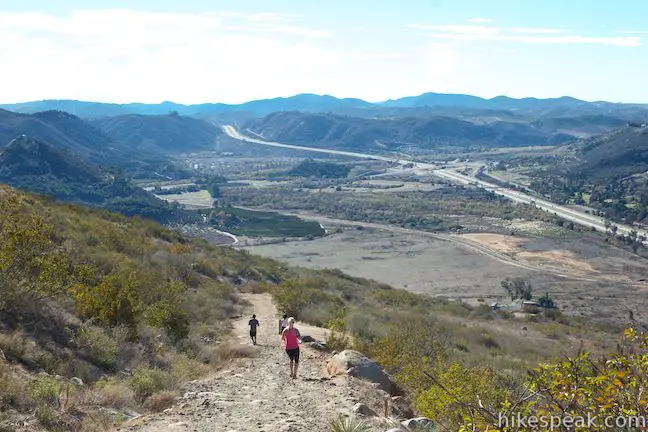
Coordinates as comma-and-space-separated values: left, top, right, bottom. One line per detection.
92, 378, 137, 409
144, 390, 177, 412
210, 342, 255, 364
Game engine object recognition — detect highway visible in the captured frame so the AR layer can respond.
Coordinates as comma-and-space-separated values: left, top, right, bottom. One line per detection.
222, 125, 648, 240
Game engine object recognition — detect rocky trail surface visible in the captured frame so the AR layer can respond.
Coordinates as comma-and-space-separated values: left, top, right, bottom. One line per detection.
120, 293, 377, 432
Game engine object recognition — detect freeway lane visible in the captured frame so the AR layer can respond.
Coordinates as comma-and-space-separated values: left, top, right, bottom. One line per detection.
221, 125, 648, 240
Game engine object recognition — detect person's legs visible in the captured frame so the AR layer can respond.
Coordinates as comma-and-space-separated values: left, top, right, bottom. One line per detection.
293, 349, 300, 378
287, 349, 298, 377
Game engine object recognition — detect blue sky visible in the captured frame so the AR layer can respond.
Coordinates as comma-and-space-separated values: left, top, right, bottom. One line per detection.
1, 0, 647, 104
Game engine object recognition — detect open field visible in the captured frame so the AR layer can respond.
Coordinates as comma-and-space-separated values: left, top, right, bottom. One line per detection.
156, 189, 213, 208
244, 218, 648, 326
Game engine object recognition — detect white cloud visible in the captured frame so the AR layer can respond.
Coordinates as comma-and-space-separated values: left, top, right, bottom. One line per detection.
508, 28, 567, 35
0, 9, 470, 104
468, 17, 492, 24
410, 23, 643, 47
0, 9, 340, 104
410, 24, 500, 35
619, 30, 648, 34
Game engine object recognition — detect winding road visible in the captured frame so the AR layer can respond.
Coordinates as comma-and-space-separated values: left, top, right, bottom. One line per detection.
221, 125, 648, 241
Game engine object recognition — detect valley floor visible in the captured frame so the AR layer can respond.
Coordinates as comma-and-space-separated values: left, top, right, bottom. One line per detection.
242, 212, 648, 326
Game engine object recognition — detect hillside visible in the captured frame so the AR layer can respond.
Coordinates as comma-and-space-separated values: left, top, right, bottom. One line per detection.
244, 111, 575, 151
0, 185, 279, 431
569, 124, 648, 179
90, 113, 222, 153
0, 109, 115, 158
531, 114, 627, 137
0, 135, 106, 183
0, 108, 176, 174
0, 135, 189, 223
527, 124, 648, 224
0, 184, 641, 431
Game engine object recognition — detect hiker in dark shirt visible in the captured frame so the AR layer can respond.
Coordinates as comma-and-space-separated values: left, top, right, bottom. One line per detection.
248, 314, 260, 345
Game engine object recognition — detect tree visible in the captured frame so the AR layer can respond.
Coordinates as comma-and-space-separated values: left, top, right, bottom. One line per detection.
537, 292, 556, 309
206, 183, 220, 198
501, 277, 533, 301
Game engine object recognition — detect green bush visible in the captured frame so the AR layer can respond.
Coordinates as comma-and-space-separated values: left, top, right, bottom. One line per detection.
75, 326, 118, 370
129, 368, 175, 398
325, 317, 350, 352
27, 374, 67, 408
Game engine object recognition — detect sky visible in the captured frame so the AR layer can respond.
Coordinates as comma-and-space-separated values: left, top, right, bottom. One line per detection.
1, 0, 648, 104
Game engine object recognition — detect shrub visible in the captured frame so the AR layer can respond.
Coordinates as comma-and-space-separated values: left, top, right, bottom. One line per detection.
414, 362, 510, 430
129, 368, 175, 399
537, 292, 556, 309
93, 377, 136, 409
501, 277, 533, 301
329, 415, 372, 432
0, 364, 24, 410
75, 326, 118, 370
210, 343, 254, 364
144, 390, 177, 412
543, 308, 568, 323
144, 300, 189, 342
34, 405, 57, 427
477, 331, 500, 349
169, 354, 205, 381
325, 317, 350, 352
0, 330, 27, 362
272, 279, 311, 318
27, 374, 68, 408
80, 410, 115, 432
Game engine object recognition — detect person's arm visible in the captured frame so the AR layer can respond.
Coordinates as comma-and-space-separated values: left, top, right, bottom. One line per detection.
295, 328, 301, 342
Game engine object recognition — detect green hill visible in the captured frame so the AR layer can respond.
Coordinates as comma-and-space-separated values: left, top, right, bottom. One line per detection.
0, 135, 192, 223
90, 113, 222, 153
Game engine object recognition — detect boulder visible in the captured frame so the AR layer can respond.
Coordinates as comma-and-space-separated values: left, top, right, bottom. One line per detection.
384, 429, 405, 432
326, 350, 402, 395
70, 377, 84, 386
309, 342, 327, 351
352, 403, 376, 417
390, 396, 414, 419
301, 335, 316, 343
402, 417, 435, 430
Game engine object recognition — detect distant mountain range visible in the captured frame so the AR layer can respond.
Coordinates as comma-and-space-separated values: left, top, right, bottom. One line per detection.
3, 92, 647, 120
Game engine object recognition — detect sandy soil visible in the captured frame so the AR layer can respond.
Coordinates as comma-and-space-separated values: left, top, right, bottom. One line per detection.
460, 233, 597, 275
460, 233, 524, 254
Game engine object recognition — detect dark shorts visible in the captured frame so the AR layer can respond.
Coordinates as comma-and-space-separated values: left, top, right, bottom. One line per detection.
250, 330, 257, 337
279, 326, 286, 335
286, 348, 300, 363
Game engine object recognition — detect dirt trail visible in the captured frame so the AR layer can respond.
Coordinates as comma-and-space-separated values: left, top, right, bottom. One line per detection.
121, 293, 359, 432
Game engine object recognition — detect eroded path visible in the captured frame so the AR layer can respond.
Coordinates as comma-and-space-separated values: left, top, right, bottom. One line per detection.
121, 294, 360, 432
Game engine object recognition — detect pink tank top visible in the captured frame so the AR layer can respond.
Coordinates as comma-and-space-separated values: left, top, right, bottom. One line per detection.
283, 328, 299, 350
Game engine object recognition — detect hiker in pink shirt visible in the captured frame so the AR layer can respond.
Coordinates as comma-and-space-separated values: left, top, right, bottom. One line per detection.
281, 317, 301, 379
